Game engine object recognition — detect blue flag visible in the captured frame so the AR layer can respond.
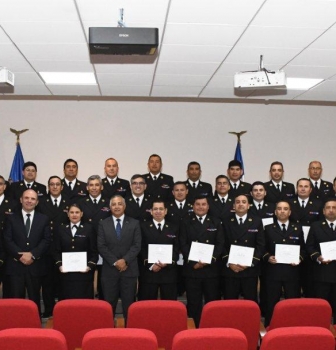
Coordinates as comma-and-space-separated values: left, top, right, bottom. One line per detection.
9, 143, 24, 183
234, 140, 244, 176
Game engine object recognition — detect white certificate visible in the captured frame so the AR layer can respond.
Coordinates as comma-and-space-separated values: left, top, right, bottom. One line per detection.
320, 241, 336, 261
148, 244, 173, 264
188, 242, 214, 264
302, 226, 310, 243
228, 245, 254, 266
62, 252, 87, 272
275, 244, 300, 264
262, 218, 274, 228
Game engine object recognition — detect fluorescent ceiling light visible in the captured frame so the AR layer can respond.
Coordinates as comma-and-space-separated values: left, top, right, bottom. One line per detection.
40, 72, 96, 85
286, 78, 323, 90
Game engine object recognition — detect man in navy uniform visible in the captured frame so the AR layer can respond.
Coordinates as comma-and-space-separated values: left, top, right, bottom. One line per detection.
184, 162, 212, 202
308, 161, 333, 201
227, 160, 251, 198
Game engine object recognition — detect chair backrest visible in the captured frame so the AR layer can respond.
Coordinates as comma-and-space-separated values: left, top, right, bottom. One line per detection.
268, 298, 332, 330
82, 328, 158, 350
199, 300, 260, 350
0, 328, 67, 350
172, 328, 248, 350
53, 299, 114, 350
260, 326, 335, 350
127, 300, 188, 350
0, 299, 41, 330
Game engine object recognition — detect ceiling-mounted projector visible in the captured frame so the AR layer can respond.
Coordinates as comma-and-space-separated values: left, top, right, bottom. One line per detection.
234, 55, 286, 90
89, 27, 159, 55
0, 67, 14, 87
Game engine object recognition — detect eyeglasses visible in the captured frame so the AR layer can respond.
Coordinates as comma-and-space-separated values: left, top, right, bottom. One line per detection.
49, 183, 62, 187
309, 167, 321, 171
131, 182, 145, 186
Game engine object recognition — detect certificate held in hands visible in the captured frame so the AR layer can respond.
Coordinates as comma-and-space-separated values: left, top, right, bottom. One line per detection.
275, 244, 300, 264
148, 244, 173, 264
188, 242, 214, 264
62, 252, 87, 272
320, 241, 336, 261
228, 245, 254, 266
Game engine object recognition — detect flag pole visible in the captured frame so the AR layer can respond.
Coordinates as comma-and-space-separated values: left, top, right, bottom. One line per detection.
229, 131, 247, 180
8, 128, 28, 183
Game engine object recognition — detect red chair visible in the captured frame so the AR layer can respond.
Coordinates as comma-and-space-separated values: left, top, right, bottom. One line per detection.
82, 328, 158, 350
267, 298, 332, 330
199, 300, 260, 350
0, 299, 41, 329
127, 300, 188, 350
52, 299, 114, 350
172, 328, 248, 350
260, 327, 335, 350
0, 328, 67, 350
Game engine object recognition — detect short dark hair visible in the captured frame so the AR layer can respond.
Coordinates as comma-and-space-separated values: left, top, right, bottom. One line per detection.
296, 178, 312, 188
23, 161, 37, 171
68, 203, 83, 212
152, 200, 166, 208
228, 160, 242, 169
148, 154, 162, 163
187, 161, 201, 170
63, 159, 78, 169
130, 174, 146, 183
251, 181, 265, 190
173, 181, 187, 188
234, 194, 249, 202
270, 161, 284, 171
275, 200, 291, 210
193, 195, 209, 205
324, 199, 336, 208
216, 175, 229, 182
48, 175, 62, 185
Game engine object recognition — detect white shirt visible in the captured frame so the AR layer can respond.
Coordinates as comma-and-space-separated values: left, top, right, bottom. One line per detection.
230, 180, 240, 188
272, 180, 283, 190
71, 222, 80, 237
133, 194, 144, 206
175, 199, 186, 208
235, 213, 247, 224
90, 194, 101, 203
150, 172, 161, 180
0, 194, 4, 206
217, 194, 228, 203
24, 180, 34, 188
113, 215, 125, 228
107, 176, 117, 185
153, 219, 165, 230
188, 179, 200, 187
277, 220, 289, 230
50, 195, 61, 206
310, 178, 321, 188
253, 200, 264, 208
64, 178, 76, 189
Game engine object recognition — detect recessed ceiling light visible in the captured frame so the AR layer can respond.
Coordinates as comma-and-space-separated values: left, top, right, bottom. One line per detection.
40, 72, 96, 85
286, 78, 323, 90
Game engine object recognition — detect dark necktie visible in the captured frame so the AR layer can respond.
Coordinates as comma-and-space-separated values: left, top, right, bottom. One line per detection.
27, 183, 31, 189
234, 183, 237, 190
69, 181, 72, 190
276, 184, 280, 191
239, 218, 243, 225
25, 214, 31, 237
136, 197, 140, 207
179, 202, 183, 210
54, 199, 58, 207
116, 219, 122, 239
221, 197, 225, 205
301, 200, 305, 208
93, 198, 97, 205
157, 223, 162, 232
331, 223, 335, 231
110, 180, 114, 186
72, 225, 78, 236
315, 181, 318, 190
193, 182, 196, 188
282, 223, 286, 233
198, 216, 203, 224
258, 203, 262, 210
153, 176, 157, 181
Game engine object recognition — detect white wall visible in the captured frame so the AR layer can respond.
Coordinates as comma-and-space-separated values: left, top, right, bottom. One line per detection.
0, 100, 335, 188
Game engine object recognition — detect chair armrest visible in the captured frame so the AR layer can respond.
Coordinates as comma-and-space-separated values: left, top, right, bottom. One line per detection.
187, 318, 196, 329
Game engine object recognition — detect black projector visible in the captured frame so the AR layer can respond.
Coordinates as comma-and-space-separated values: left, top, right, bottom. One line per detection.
89, 27, 159, 55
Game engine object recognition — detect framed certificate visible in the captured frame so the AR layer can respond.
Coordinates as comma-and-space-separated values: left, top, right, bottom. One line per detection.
62, 252, 87, 272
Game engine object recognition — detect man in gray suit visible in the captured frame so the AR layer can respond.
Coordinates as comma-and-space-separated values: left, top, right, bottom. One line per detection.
97, 195, 141, 320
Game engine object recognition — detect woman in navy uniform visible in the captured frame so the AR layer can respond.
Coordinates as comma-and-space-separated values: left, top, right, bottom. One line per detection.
53, 204, 98, 299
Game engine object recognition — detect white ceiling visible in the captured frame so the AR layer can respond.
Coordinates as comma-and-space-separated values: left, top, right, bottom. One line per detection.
1, 0, 336, 103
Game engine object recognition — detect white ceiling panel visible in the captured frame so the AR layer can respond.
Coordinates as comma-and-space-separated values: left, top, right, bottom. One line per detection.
0, 0, 336, 104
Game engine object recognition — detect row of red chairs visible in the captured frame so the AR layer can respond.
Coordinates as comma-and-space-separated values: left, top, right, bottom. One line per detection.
0, 326, 334, 350
0, 298, 335, 350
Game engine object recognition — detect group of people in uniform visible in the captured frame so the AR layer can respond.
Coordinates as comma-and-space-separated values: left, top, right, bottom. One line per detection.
0, 155, 336, 327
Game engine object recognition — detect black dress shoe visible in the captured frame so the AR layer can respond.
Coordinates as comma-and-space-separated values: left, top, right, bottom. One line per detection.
41, 312, 52, 319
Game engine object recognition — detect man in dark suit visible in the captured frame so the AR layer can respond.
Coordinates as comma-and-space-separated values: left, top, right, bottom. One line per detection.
102, 158, 131, 199
263, 201, 304, 326
166, 181, 193, 226
308, 161, 333, 201
184, 161, 212, 202
264, 161, 295, 203
9, 161, 47, 201
139, 200, 179, 300
306, 199, 336, 319
329, 177, 336, 199
180, 195, 224, 327
222, 195, 265, 304
249, 181, 275, 220
61, 159, 88, 202
227, 160, 251, 198
125, 174, 152, 222
142, 154, 174, 202
0, 175, 17, 297
4, 189, 51, 313
97, 195, 141, 320
37, 175, 70, 318
290, 178, 323, 298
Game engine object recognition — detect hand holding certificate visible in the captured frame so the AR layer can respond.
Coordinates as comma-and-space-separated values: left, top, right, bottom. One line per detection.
188, 242, 214, 264
275, 244, 300, 264
62, 252, 87, 272
228, 245, 254, 267
320, 241, 336, 261
148, 244, 173, 264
